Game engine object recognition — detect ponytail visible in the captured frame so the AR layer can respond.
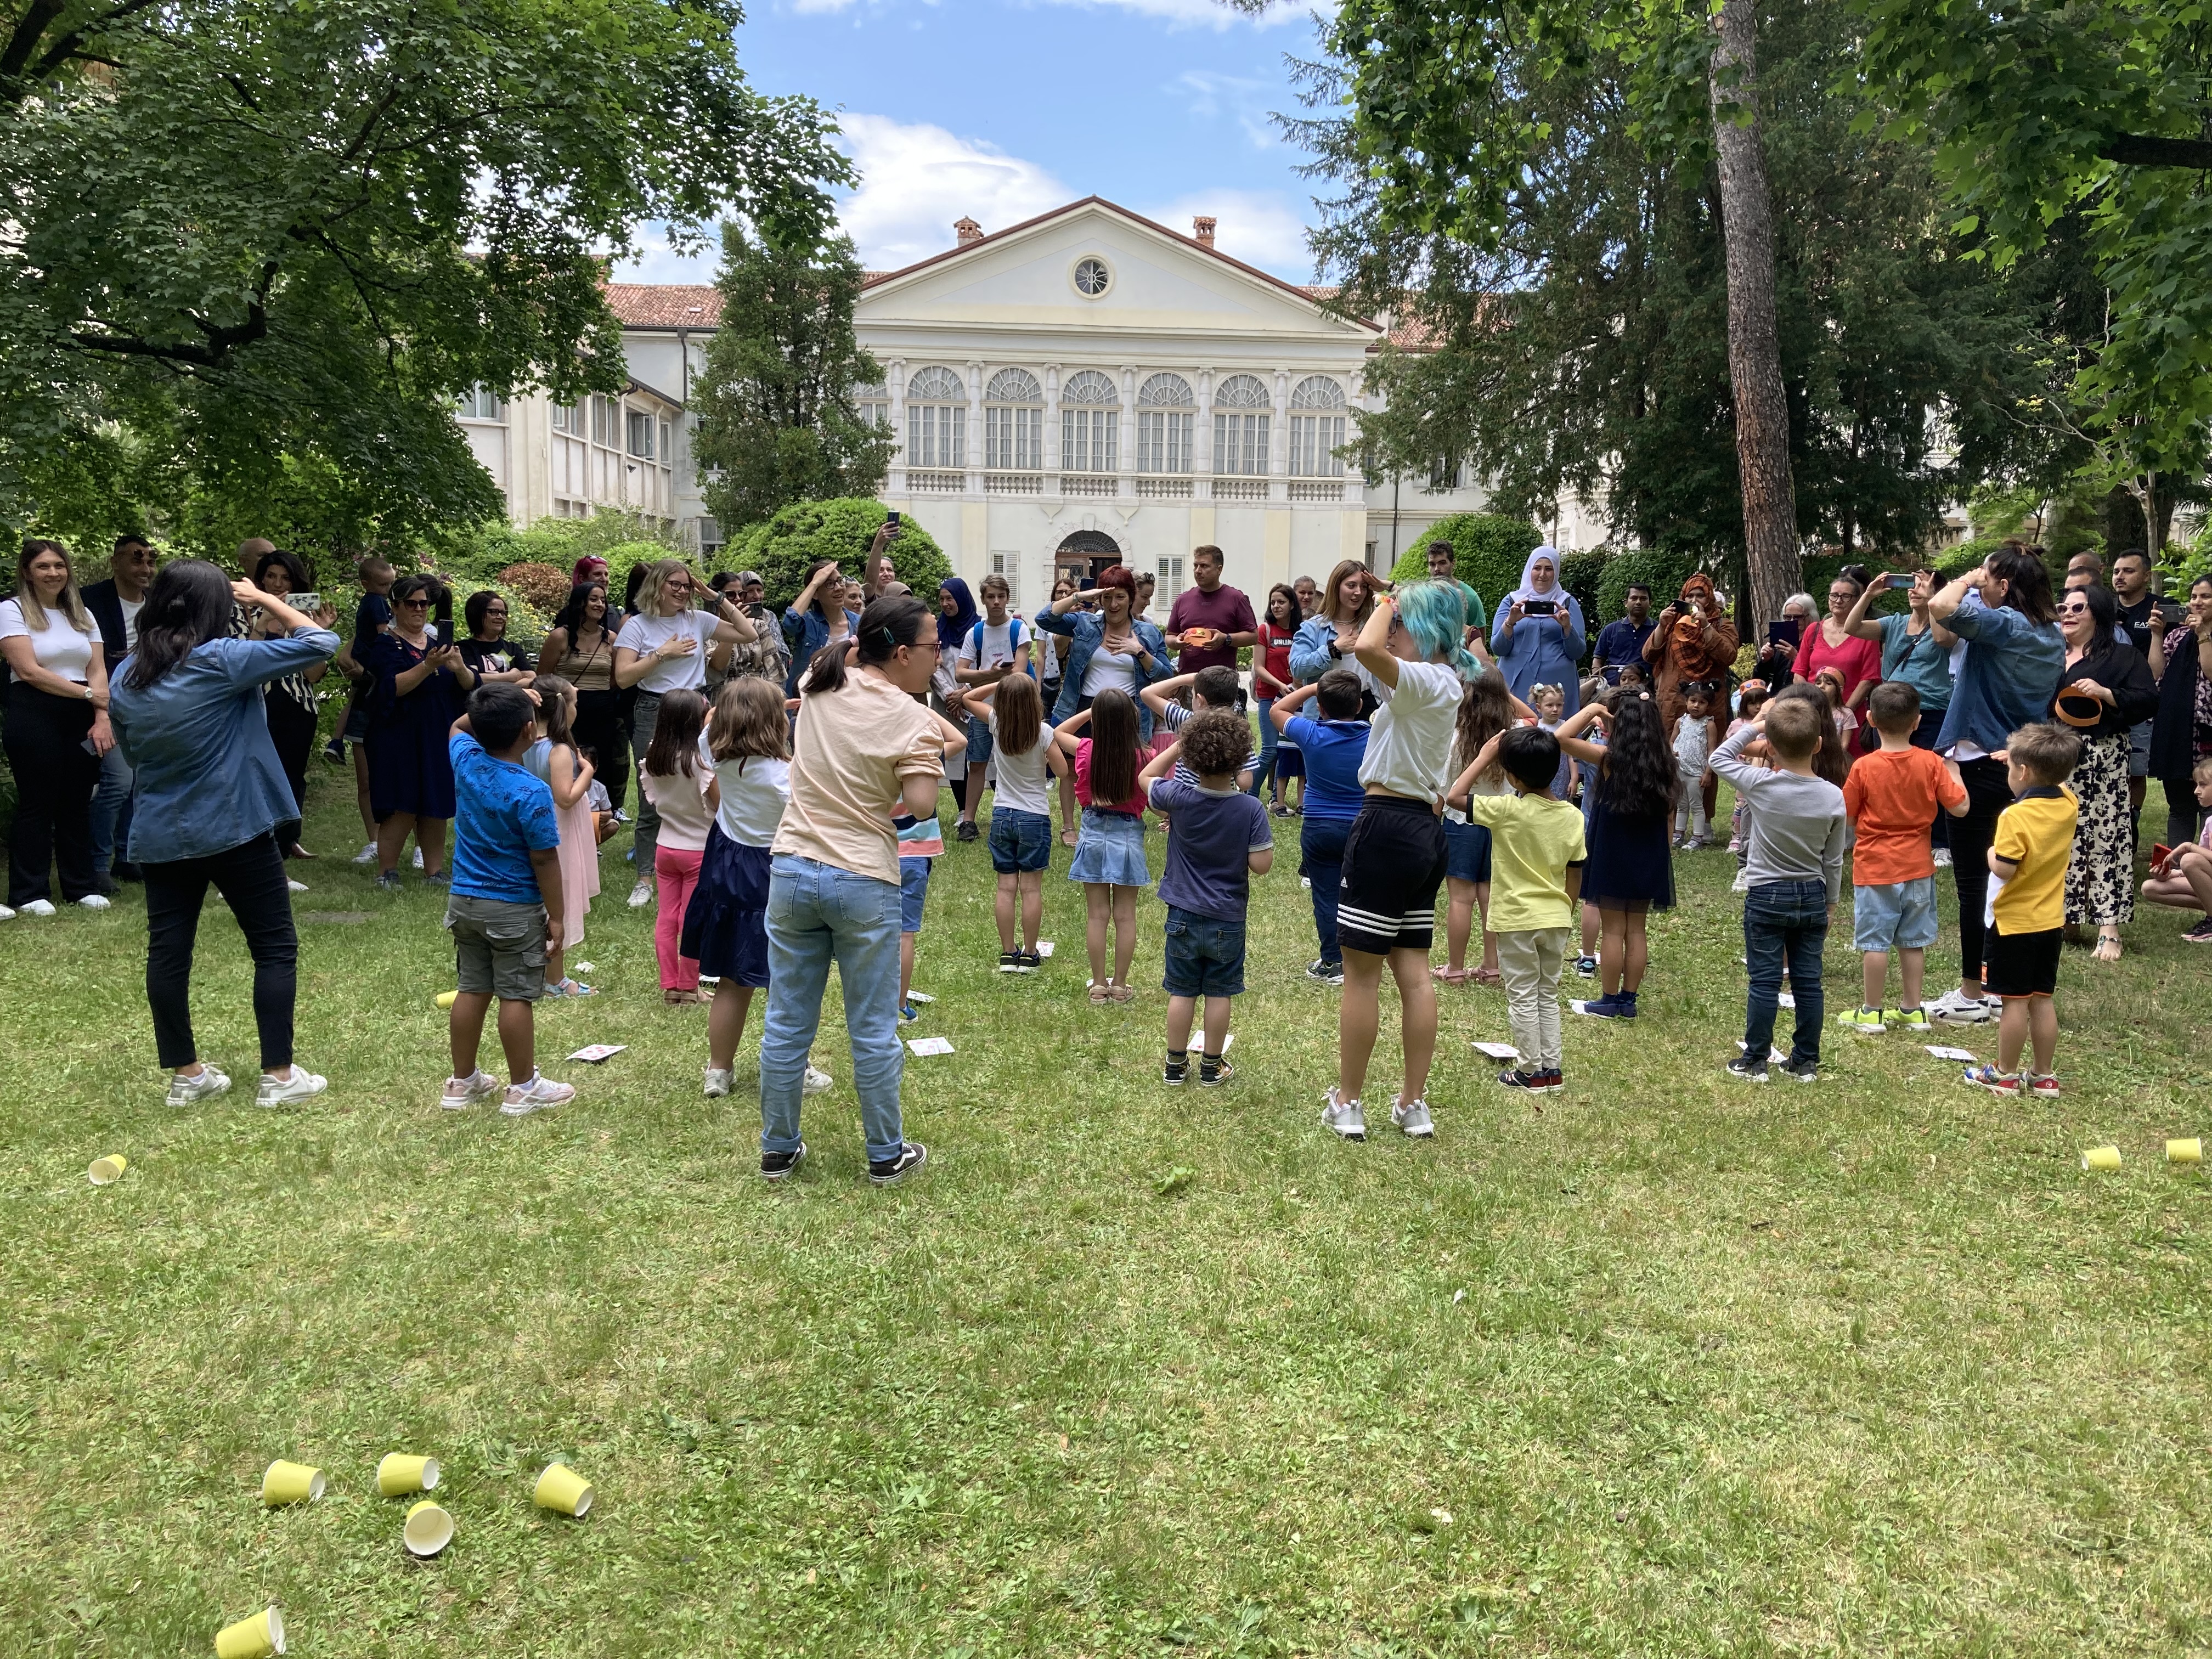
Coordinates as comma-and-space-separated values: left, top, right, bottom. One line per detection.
800, 594, 929, 697
122, 559, 234, 690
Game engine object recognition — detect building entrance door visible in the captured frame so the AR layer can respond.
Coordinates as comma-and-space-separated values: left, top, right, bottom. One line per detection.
1053, 529, 1122, 590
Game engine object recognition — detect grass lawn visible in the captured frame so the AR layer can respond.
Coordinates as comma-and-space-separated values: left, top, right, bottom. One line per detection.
5, 766, 2212, 1656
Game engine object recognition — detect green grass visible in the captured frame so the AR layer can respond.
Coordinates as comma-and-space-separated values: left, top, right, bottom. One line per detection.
5, 771, 2212, 1656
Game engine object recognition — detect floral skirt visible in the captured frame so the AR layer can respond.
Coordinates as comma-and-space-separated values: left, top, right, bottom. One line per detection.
2064, 731, 2134, 926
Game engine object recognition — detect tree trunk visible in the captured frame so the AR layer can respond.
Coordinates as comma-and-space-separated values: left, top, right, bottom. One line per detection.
1709, 0, 1800, 627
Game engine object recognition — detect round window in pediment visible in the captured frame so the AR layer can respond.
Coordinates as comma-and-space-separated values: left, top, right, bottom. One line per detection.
1071, 257, 1112, 298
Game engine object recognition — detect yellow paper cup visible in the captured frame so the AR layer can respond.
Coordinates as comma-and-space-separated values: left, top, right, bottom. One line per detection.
87, 1154, 128, 1186
259, 1460, 324, 1506
533, 1462, 594, 1516
403, 1500, 454, 1558
376, 1453, 439, 1497
435, 990, 459, 1009
2168, 1138, 2202, 1165
213, 1605, 284, 1657
2081, 1145, 2123, 1172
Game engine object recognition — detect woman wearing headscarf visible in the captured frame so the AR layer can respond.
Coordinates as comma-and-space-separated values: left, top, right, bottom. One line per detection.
1489, 546, 1587, 717
1643, 572, 1740, 729
933, 576, 981, 814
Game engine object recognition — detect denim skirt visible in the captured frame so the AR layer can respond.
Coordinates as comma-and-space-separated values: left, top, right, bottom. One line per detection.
1068, 807, 1150, 888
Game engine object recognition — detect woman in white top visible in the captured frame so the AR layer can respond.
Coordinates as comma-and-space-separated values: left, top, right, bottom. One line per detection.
1, 540, 112, 915
611, 560, 757, 907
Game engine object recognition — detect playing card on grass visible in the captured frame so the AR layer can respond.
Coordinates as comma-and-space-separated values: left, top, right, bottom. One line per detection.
906, 1036, 955, 1057
1924, 1044, 1978, 1062
1471, 1041, 1519, 1061
567, 1044, 627, 1063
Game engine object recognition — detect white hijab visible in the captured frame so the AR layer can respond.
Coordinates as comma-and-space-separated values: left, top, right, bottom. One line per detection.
1505, 546, 1564, 608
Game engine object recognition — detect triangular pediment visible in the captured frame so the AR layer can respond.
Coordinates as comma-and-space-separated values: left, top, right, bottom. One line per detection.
857, 199, 1376, 342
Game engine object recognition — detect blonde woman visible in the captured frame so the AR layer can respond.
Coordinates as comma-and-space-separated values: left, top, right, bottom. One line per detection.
611, 559, 757, 907
1, 540, 111, 914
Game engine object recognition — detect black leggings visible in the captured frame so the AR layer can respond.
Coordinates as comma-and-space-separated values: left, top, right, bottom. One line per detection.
143, 832, 297, 1070
573, 688, 629, 813
1947, 756, 2016, 988
4, 682, 99, 905
2159, 776, 2204, 853
264, 687, 319, 850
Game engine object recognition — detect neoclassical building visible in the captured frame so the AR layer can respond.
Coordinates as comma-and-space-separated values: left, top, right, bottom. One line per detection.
461, 198, 1606, 605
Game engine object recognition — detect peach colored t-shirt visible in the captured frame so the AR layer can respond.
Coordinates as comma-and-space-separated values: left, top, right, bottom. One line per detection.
1841, 744, 1966, 886
774, 670, 943, 884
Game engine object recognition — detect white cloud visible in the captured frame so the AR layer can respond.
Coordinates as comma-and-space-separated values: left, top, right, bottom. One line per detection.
1142, 188, 1316, 279
611, 228, 720, 285
835, 114, 1071, 270
1170, 70, 1281, 148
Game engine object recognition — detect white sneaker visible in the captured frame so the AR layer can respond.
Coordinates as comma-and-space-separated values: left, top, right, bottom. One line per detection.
1322, 1088, 1366, 1141
1927, 988, 1993, 1025
803, 1065, 833, 1095
353, 840, 378, 864
439, 1069, 501, 1110
1392, 1096, 1435, 1138
501, 1071, 575, 1116
0, 904, 13, 921
1932, 847, 1953, 867
256, 1067, 328, 1108
627, 881, 653, 909
167, 1065, 232, 1107
703, 1066, 733, 1098
78, 893, 111, 910
413, 847, 425, 869
286, 879, 309, 894
20, 898, 57, 916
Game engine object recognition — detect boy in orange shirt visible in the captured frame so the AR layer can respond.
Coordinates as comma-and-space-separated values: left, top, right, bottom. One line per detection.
1838, 682, 1970, 1032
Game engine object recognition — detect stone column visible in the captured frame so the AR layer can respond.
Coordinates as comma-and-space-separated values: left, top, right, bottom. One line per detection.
1119, 364, 1137, 499
966, 360, 985, 489
1194, 367, 1214, 483
886, 359, 906, 489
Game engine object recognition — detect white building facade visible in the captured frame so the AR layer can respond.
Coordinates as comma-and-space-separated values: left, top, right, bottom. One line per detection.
469, 198, 1608, 597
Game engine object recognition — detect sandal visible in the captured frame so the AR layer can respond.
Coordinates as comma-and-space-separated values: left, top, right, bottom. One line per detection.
1471, 966, 1503, 986
664, 988, 703, 1006
1088, 980, 1112, 1006
543, 978, 596, 998
2092, 931, 2123, 963
1431, 966, 1470, 985
1107, 983, 1135, 1003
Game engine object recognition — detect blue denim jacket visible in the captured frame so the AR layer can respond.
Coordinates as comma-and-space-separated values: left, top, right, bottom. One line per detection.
1935, 602, 2064, 755
109, 630, 340, 863
1289, 613, 1349, 685
780, 607, 861, 697
1032, 607, 1173, 739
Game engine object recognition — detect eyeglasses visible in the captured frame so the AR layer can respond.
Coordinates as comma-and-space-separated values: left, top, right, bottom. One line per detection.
2061, 602, 2090, 615
397, 597, 430, 609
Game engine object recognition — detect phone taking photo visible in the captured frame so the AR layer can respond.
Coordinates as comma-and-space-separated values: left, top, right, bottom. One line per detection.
1886, 573, 1915, 591
433, 587, 454, 648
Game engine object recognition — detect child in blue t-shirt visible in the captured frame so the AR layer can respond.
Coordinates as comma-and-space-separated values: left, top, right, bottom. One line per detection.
1271, 669, 1370, 980
1139, 709, 1274, 1086
441, 682, 572, 1117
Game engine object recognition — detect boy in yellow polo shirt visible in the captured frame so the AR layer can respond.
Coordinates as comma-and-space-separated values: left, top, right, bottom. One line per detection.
1449, 724, 1588, 1093
1965, 723, 2081, 1098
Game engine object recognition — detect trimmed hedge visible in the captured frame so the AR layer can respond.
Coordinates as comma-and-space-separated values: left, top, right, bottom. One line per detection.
721, 498, 950, 611
1386, 514, 1544, 617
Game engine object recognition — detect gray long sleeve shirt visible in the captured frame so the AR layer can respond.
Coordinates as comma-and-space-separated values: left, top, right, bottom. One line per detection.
1710, 725, 1848, 905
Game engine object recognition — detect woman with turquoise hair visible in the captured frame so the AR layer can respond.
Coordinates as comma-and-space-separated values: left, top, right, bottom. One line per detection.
1490, 546, 1586, 717
1321, 578, 1485, 1147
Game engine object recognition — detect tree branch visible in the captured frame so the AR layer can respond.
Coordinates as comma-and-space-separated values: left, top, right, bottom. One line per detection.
2097, 133, 2212, 170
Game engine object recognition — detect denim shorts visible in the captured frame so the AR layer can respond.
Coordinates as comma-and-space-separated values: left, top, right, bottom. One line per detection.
1162, 904, 1248, 997
989, 806, 1052, 874
1444, 817, 1493, 884
966, 713, 994, 766
1853, 875, 1938, 952
899, 856, 931, 934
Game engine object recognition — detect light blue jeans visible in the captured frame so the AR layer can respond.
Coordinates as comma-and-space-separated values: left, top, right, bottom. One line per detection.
760, 854, 906, 1163
91, 743, 134, 877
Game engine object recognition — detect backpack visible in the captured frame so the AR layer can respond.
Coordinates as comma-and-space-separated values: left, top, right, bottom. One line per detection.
970, 617, 1038, 680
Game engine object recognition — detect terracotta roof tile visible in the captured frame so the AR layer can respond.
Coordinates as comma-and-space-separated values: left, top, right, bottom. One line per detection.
602, 283, 720, 328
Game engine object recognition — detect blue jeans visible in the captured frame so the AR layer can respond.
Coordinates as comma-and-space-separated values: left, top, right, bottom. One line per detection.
91, 743, 135, 877
760, 854, 906, 1163
1249, 701, 1278, 798
1300, 815, 1352, 963
1743, 879, 1828, 1066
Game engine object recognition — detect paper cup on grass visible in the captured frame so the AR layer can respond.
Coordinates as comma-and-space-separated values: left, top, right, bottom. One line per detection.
533, 1462, 593, 1516
214, 1606, 284, 1657
2081, 1145, 2122, 1172
2168, 1138, 2202, 1165
87, 1154, 128, 1186
403, 1500, 454, 1558
260, 1460, 324, 1506
435, 990, 459, 1009
377, 1453, 439, 1497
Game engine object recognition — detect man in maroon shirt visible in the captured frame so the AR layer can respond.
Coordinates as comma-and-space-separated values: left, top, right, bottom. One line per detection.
1164, 545, 1258, 675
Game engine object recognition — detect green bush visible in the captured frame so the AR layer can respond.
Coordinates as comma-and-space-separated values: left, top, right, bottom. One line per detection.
723, 499, 950, 610
1386, 513, 1543, 614
1595, 548, 1702, 627
1558, 547, 1613, 627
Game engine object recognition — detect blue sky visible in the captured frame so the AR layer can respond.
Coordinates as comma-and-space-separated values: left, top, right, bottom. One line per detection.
614, 0, 1329, 284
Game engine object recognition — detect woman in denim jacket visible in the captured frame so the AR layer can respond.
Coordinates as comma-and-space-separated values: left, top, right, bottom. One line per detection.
1032, 564, 1174, 741
1289, 559, 1378, 686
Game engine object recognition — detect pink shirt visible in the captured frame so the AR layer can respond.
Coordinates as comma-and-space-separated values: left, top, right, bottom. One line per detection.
1795, 625, 1882, 707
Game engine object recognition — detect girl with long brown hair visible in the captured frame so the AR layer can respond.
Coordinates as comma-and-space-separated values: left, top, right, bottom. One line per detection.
636, 686, 713, 1002
524, 673, 600, 995
1438, 669, 1523, 986
960, 668, 1060, 968
1048, 685, 1149, 1001
689, 676, 794, 1097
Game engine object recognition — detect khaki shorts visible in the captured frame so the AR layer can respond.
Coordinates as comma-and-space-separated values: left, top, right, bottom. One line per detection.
445, 894, 548, 1002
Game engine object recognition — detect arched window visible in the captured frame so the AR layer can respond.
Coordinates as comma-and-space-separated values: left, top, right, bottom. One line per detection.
906, 366, 967, 470
1137, 375, 1193, 475
984, 369, 1043, 470
1289, 376, 1347, 477
1061, 369, 1119, 474
1213, 374, 1271, 477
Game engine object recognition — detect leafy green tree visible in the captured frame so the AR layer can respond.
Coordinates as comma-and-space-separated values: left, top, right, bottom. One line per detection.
723, 499, 949, 611
693, 224, 896, 534
0, 0, 849, 545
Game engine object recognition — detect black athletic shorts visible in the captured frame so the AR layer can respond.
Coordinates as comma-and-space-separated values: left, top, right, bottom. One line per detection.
1984, 923, 2061, 999
1335, 794, 1448, 955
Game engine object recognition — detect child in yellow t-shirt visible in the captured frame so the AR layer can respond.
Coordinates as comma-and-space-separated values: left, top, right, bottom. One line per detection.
1448, 725, 1588, 1093
1965, 723, 2081, 1099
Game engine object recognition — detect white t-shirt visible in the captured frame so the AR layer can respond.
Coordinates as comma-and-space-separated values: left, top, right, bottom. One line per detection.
1358, 659, 1464, 802
957, 618, 1025, 676
699, 733, 790, 848
0, 599, 94, 682
119, 596, 145, 653
1081, 641, 1142, 698
615, 610, 716, 694
985, 707, 1053, 816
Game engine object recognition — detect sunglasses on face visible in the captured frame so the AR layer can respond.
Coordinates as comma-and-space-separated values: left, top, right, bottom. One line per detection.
398, 597, 430, 608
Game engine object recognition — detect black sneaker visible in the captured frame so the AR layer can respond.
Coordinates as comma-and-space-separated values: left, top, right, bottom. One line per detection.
1776, 1057, 1821, 1084
1725, 1056, 1769, 1082
1163, 1056, 1190, 1086
1198, 1058, 1234, 1087
1015, 949, 1043, 970
1306, 958, 1345, 984
321, 737, 346, 765
1573, 955, 1599, 978
956, 821, 980, 843
2186, 916, 2212, 944
868, 1141, 929, 1185
1496, 1068, 1544, 1090
760, 1141, 808, 1182
998, 949, 1023, 971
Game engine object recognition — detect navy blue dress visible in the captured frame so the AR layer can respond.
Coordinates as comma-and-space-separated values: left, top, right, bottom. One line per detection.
364, 633, 462, 820
1581, 795, 1675, 911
